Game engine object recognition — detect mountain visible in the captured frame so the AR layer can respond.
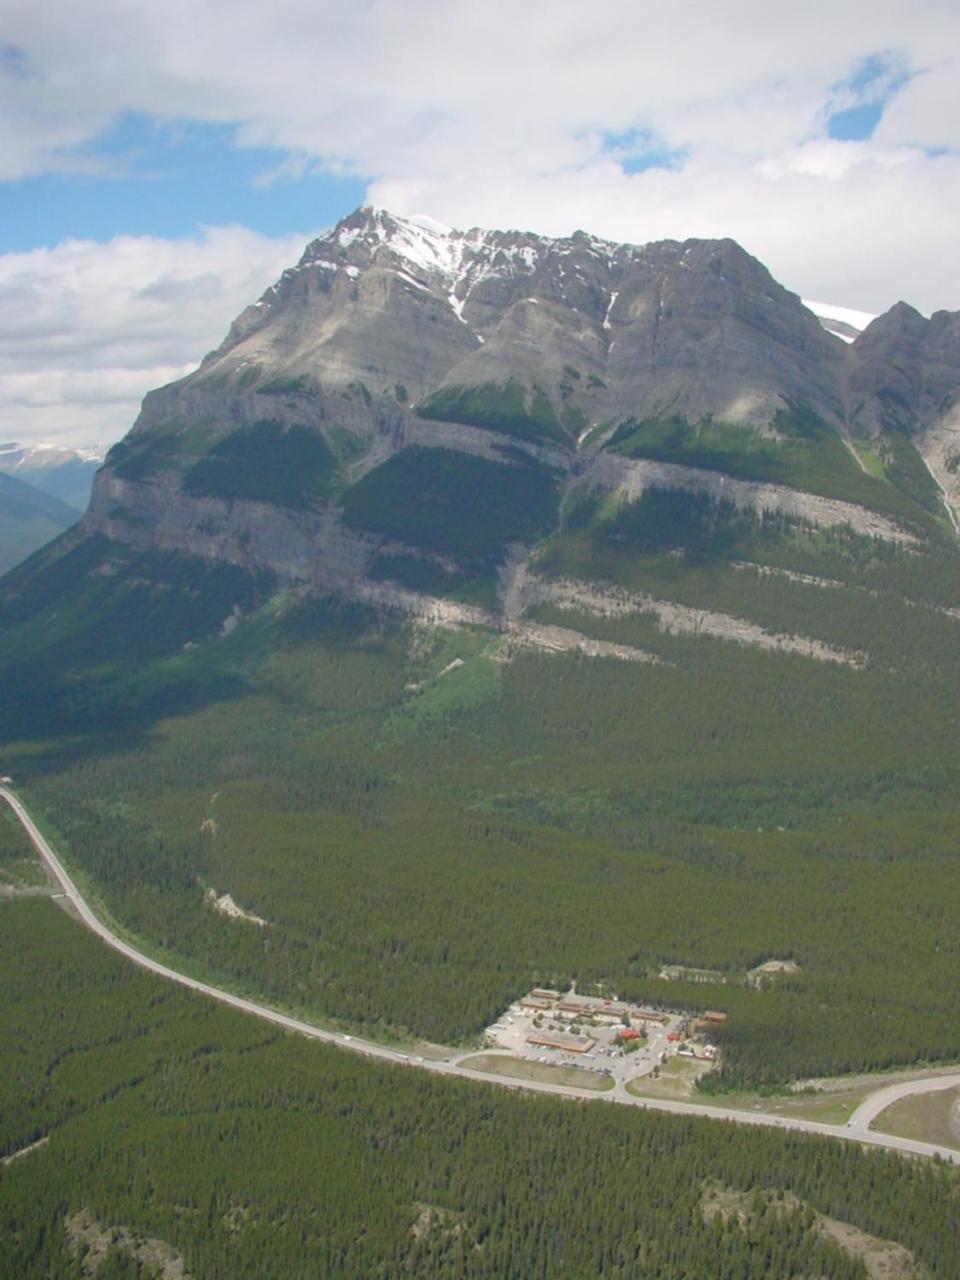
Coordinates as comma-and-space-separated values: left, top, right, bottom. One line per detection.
3, 207, 960, 1096
0, 442, 102, 513
50, 205, 951, 613
843, 303, 960, 522
0, 470, 80, 576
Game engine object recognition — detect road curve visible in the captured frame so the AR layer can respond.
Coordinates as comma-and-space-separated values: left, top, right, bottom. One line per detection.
847, 1074, 960, 1132
3, 784, 958, 1166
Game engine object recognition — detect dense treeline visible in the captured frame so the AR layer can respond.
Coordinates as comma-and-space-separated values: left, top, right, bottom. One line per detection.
2, 898, 959, 1279
182, 419, 341, 508
0, 803, 44, 888
341, 446, 562, 562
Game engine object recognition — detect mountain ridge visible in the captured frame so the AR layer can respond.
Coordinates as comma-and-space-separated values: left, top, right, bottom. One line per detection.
0, 470, 80, 576
5, 205, 960, 660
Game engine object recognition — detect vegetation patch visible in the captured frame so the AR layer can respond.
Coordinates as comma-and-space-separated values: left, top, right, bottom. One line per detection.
460, 1053, 613, 1091
873, 1086, 960, 1151
0, 804, 47, 891
416, 382, 573, 446
182, 420, 339, 509
256, 374, 317, 397
605, 410, 941, 531
341, 446, 562, 562
702, 1185, 926, 1280
106, 418, 220, 481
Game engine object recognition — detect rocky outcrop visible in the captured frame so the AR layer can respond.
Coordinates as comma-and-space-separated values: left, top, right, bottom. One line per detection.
844, 303, 960, 522
87, 470, 378, 588
582, 454, 919, 544
516, 575, 865, 668
184, 207, 846, 436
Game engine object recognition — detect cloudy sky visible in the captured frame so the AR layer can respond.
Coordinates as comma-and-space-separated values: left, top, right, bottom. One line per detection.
2, 0, 959, 450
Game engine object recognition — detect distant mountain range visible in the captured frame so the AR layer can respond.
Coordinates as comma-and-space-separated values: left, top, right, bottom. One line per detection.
0, 442, 102, 513
0, 470, 80, 576
0, 443, 100, 574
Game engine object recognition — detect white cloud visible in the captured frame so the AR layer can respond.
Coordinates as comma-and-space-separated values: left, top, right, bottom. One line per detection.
2, 0, 959, 447
0, 228, 307, 449
4, 0, 957, 176
875, 59, 960, 149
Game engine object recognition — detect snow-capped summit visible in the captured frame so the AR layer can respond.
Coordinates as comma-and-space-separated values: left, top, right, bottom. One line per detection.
0, 443, 103, 512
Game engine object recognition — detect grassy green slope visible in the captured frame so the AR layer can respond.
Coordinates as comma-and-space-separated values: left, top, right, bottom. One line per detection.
3, 897, 959, 1279
416, 382, 574, 447
604, 411, 950, 536
342, 446, 563, 562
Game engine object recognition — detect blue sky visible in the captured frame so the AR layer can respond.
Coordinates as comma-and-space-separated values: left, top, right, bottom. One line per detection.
826, 52, 910, 143
0, 116, 366, 251
0, 0, 957, 448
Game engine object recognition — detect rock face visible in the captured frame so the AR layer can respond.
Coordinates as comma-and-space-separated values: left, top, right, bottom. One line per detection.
150, 206, 845, 439
844, 304, 960, 519
45, 204, 960, 605
845, 304, 960, 437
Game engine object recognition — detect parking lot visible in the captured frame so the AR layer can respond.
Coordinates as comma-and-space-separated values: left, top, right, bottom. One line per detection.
482, 990, 694, 1089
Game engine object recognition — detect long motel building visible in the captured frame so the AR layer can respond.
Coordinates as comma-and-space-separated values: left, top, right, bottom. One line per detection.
520, 989, 669, 1026
526, 1031, 596, 1055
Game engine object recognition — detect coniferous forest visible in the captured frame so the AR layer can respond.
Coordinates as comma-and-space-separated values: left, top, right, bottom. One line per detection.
2, 897, 959, 1279
3, 493, 960, 1091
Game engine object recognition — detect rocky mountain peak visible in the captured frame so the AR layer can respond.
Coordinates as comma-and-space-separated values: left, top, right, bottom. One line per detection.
845, 301, 960, 438
190, 206, 845, 439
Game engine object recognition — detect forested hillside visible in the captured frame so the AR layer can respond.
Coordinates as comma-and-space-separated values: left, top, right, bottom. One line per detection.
2, 897, 958, 1279
4, 502, 960, 1087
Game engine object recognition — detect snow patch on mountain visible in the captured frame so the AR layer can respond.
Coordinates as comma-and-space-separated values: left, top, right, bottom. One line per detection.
0, 442, 104, 467
803, 299, 876, 344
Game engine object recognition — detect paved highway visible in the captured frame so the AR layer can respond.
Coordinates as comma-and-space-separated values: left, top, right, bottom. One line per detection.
3, 784, 958, 1165
847, 1073, 960, 1132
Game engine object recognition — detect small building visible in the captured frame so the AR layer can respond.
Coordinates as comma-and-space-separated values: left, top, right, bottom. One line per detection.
593, 1001, 632, 1023
520, 996, 553, 1012
530, 988, 560, 1001
527, 1032, 595, 1055
617, 1027, 642, 1041
632, 1009, 668, 1025
556, 997, 600, 1019
703, 1011, 727, 1024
